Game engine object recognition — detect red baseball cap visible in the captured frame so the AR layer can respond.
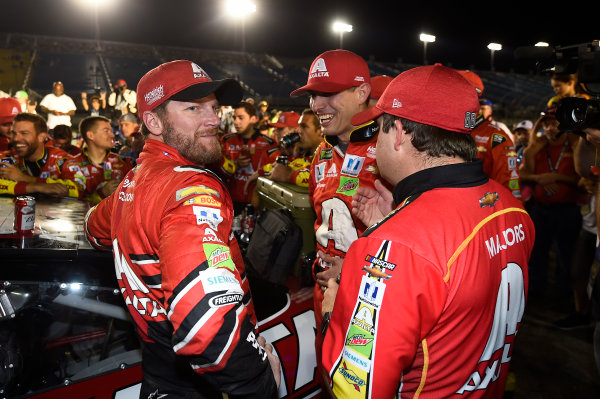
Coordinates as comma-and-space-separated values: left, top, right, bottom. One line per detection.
370, 75, 394, 100
116, 79, 127, 86
351, 64, 480, 134
268, 111, 301, 128
137, 60, 243, 116
0, 97, 21, 124
458, 70, 484, 97
290, 50, 370, 97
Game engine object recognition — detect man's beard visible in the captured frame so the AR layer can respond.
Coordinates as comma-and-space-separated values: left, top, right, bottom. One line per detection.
162, 119, 222, 165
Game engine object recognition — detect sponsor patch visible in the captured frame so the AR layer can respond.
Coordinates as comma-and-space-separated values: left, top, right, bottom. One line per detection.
203, 243, 235, 271
315, 162, 326, 183
209, 292, 243, 307
176, 185, 220, 201
200, 267, 240, 294
320, 148, 333, 160
193, 206, 223, 229
479, 192, 499, 208
358, 276, 386, 307
336, 176, 359, 196
184, 195, 222, 207
341, 154, 365, 177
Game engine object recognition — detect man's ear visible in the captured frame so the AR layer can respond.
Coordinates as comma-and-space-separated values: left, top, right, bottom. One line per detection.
393, 119, 407, 150
143, 111, 163, 137
356, 82, 372, 105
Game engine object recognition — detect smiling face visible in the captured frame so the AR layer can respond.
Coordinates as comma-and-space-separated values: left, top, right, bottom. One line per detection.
159, 95, 223, 165
11, 120, 44, 160
309, 87, 364, 142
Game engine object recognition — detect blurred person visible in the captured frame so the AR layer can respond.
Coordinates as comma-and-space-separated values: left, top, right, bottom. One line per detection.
547, 72, 590, 107
514, 119, 534, 206
459, 70, 521, 201
368, 75, 393, 107
218, 101, 277, 214
14, 90, 30, 112
0, 97, 21, 151
61, 116, 131, 204
519, 104, 582, 298
81, 91, 108, 116
107, 78, 137, 117
217, 105, 235, 135
39, 81, 77, 129
0, 112, 76, 197
84, 60, 280, 398
479, 97, 514, 141
52, 124, 82, 156
321, 64, 534, 398
290, 49, 381, 378
258, 100, 269, 124
115, 112, 141, 161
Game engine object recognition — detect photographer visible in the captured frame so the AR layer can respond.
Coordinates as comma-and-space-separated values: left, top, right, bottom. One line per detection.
107, 79, 137, 117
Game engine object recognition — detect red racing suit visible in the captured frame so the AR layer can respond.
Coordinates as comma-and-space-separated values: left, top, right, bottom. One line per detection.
84, 139, 277, 398
61, 148, 132, 204
219, 131, 277, 204
323, 160, 534, 398
0, 146, 79, 197
309, 122, 381, 342
471, 118, 521, 200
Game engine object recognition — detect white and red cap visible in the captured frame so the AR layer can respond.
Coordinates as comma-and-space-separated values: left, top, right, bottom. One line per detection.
268, 111, 301, 128
0, 97, 21, 124
290, 50, 370, 97
137, 60, 243, 116
351, 64, 480, 134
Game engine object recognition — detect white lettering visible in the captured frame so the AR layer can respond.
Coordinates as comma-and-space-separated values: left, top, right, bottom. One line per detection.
485, 224, 525, 259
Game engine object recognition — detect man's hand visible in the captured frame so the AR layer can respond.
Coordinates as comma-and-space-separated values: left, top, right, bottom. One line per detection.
322, 278, 339, 315
584, 128, 600, 147
0, 163, 36, 183
244, 171, 260, 195
316, 251, 343, 289
351, 179, 393, 227
257, 335, 281, 389
100, 179, 121, 197
26, 182, 69, 196
270, 163, 292, 183
236, 154, 251, 168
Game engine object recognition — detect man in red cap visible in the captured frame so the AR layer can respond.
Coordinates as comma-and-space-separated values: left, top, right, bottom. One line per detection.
84, 60, 280, 398
0, 97, 21, 151
320, 64, 534, 398
108, 78, 137, 116
458, 70, 522, 201
368, 75, 393, 107
290, 48, 382, 378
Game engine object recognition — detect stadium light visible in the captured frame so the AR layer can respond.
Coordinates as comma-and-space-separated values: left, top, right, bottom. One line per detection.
535, 42, 550, 47
419, 33, 436, 65
487, 42, 502, 72
332, 21, 353, 49
224, 0, 257, 53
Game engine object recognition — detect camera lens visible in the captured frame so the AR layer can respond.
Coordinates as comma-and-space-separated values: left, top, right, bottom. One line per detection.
280, 132, 300, 149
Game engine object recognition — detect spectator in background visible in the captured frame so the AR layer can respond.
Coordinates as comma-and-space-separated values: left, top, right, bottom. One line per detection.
547, 72, 590, 107
459, 70, 521, 201
368, 75, 393, 107
479, 97, 514, 142
14, 90, 36, 113
81, 91, 108, 117
115, 112, 141, 161
519, 104, 582, 298
108, 79, 137, 117
258, 100, 270, 124
0, 112, 75, 197
52, 124, 82, 156
39, 81, 77, 130
514, 119, 534, 207
0, 97, 21, 151
61, 116, 131, 204
218, 105, 236, 135
218, 101, 277, 214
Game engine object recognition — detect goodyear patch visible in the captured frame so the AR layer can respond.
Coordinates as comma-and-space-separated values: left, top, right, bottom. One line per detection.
176, 185, 220, 201
336, 176, 359, 196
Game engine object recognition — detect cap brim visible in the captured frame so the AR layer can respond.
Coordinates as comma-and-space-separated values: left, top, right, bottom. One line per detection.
351, 105, 385, 126
171, 79, 243, 106
290, 81, 356, 98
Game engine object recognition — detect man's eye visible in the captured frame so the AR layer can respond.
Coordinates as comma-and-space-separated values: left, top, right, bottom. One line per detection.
188, 106, 198, 111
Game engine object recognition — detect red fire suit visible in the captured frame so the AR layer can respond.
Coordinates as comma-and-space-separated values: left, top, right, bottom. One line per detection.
322, 160, 534, 398
471, 118, 521, 200
219, 131, 277, 204
0, 146, 79, 197
61, 148, 132, 204
84, 139, 277, 398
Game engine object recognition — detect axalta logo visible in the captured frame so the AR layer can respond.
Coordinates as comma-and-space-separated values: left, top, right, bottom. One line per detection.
485, 224, 526, 259
145, 85, 164, 105
309, 58, 329, 78
191, 62, 210, 79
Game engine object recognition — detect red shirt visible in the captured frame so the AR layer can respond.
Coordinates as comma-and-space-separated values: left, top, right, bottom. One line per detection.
532, 139, 578, 204
219, 131, 277, 204
323, 161, 534, 398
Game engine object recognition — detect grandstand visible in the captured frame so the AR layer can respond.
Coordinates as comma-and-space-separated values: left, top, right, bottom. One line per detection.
0, 32, 554, 126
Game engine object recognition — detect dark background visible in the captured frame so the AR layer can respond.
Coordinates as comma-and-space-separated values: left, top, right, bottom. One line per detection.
1, 0, 598, 73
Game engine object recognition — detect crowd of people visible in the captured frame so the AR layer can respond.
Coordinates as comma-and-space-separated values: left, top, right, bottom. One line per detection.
1, 52, 599, 398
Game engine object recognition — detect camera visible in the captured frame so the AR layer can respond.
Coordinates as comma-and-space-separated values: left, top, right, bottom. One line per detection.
280, 132, 300, 149
516, 40, 600, 131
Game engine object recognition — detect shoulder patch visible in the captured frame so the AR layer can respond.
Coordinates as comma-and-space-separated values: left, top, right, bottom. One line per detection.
491, 133, 507, 148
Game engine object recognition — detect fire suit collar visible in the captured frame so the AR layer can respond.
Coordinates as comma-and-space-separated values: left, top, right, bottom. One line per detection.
324, 120, 379, 147
137, 139, 191, 166
392, 159, 487, 205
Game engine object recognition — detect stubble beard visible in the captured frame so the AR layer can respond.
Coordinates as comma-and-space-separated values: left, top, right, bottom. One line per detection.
162, 120, 222, 165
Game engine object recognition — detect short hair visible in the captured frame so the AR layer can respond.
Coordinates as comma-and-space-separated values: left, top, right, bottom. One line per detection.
234, 101, 257, 118
79, 115, 111, 143
52, 124, 73, 140
381, 114, 477, 161
301, 108, 320, 129
140, 100, 169, 137
13, 112, 47, 134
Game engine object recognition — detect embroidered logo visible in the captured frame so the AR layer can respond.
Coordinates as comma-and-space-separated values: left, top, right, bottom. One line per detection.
392, 99, 402, 108
145, 85, 164, 106
309, 58, 329, 78
191, 62, 209, 79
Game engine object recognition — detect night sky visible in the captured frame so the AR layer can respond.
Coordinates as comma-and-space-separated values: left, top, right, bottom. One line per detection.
2, 0, 598, 73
